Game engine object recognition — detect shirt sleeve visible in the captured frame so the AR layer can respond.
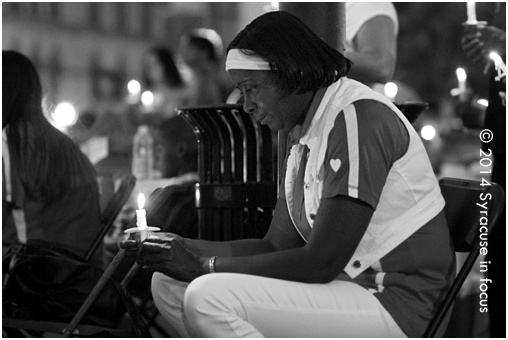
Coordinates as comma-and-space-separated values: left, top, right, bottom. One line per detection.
321, 100, 409, 209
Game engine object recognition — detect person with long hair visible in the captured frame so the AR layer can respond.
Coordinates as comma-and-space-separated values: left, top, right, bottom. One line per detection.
125, 12, 455, 337
141, 46, 190, 118
179, 28, 232, 105
2, 50, 103, 267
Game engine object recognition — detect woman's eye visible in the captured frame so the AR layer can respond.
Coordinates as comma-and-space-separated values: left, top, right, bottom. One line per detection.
246, 86, 258, 94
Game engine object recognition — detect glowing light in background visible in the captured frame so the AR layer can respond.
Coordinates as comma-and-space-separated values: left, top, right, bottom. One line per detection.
128, 80, 141, 95
489, 52, 506, 81
264, 2, 279, 11
51, 102, 78, 130
477, 99, 489, 107
456, 67, 467, 95
456, 67, 467, 82
127, 80, 142, 104
141, 91, 154, 107
384, 82, 398, 101
421, 125, 436, 141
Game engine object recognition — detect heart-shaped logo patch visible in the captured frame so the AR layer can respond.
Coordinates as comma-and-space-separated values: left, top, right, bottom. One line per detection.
330, 158, 341, 172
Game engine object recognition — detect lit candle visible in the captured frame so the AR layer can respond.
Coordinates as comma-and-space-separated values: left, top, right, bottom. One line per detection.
136, 193, 148, 241
124, 193, 160, 240
466, 2, 477, 24
126, 80, 141, 104
489, 52, 506, 82
456, 68, 467, 98
141, 91, 154, 112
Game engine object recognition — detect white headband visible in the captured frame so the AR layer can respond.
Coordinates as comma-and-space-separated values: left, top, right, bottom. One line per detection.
225, 49, 272, 71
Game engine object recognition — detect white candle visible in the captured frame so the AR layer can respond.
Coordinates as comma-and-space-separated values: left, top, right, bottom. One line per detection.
126, 80, 141, 104
141, 91, 154, 112
456, 68, 467, 96
467, 2, 477, 24
136, 193, 148, 241
489, 52, 506, 81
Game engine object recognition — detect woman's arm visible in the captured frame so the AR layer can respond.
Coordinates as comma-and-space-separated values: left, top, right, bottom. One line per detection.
133, 197, 305, 281
137, 194, 372, 283
214, 195, 373, 283
175, 196, 306, 257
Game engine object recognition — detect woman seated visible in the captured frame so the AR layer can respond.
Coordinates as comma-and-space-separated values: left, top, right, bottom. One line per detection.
123, 11, 455, 337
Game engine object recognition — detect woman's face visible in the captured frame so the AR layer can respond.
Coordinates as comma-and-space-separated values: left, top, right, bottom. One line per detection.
228, 70, 309, 132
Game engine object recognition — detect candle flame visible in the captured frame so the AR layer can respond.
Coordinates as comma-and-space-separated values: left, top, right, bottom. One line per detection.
456, 68, 467, 81
138, 193, 145, 210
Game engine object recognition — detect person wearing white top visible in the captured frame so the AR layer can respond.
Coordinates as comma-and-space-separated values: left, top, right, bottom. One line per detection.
344, 2, 399, 93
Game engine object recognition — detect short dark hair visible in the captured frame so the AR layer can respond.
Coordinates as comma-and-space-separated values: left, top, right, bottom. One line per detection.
227, 11, 351, 96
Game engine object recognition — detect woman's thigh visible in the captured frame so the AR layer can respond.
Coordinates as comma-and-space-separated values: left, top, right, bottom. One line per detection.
183, 273, 406, 338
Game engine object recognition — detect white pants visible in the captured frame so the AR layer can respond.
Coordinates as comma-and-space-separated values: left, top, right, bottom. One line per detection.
151, 272, 406, 338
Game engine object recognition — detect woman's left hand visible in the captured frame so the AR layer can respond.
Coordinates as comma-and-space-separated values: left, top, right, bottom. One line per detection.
136, 236, 207, 282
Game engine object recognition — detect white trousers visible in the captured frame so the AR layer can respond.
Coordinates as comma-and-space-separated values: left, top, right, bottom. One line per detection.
151, 272, 406, 338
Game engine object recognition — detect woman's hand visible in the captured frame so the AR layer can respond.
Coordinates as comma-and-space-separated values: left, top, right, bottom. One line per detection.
121, 235, 207, 282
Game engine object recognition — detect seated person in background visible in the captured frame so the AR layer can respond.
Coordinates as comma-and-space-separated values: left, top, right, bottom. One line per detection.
179, 28, 233, 105
2, 50, 103, 267
343, 2, 398, 93
124, 11, 455, 338
124, 115, 199, 238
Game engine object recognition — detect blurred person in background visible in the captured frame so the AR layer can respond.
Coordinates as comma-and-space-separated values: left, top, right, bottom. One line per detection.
343, 2, 398, 94
461, 3, 506, 337
126, 115, 199, 239
106, 115, 199, 255
107, 116, 199, 307
2, 50, 103, 267
179, 28, 233, 105
141, 46, 190, 119
80, 69, 138, 180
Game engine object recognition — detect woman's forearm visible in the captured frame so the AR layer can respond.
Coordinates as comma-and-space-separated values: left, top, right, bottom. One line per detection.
183, 237, 275, 258
212, 246, 337, 284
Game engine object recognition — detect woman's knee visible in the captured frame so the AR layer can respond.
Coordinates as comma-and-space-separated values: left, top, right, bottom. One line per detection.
151, 272, 188, 307
184, 274, 227, 313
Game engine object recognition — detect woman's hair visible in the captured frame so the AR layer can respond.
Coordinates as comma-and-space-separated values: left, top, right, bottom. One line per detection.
3, 50, 97, 202
143, 46, 184, 88
227, 11, 352, 96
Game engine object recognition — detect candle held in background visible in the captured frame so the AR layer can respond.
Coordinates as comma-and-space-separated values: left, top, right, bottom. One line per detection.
136, 193, 148, 241
466, 2, 477, 24
456, 68, 467, 99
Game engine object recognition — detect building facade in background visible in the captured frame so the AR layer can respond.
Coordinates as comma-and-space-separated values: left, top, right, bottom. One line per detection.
2, 2, 266, 114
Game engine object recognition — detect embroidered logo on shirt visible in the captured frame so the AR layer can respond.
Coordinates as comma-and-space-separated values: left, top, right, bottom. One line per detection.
330, 158, 341, 172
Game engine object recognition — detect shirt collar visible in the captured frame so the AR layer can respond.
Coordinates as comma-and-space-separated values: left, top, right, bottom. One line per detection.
287, 86, 328, 148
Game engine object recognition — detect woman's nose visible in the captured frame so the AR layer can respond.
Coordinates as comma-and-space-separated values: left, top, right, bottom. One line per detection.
243, 96, 256, 115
